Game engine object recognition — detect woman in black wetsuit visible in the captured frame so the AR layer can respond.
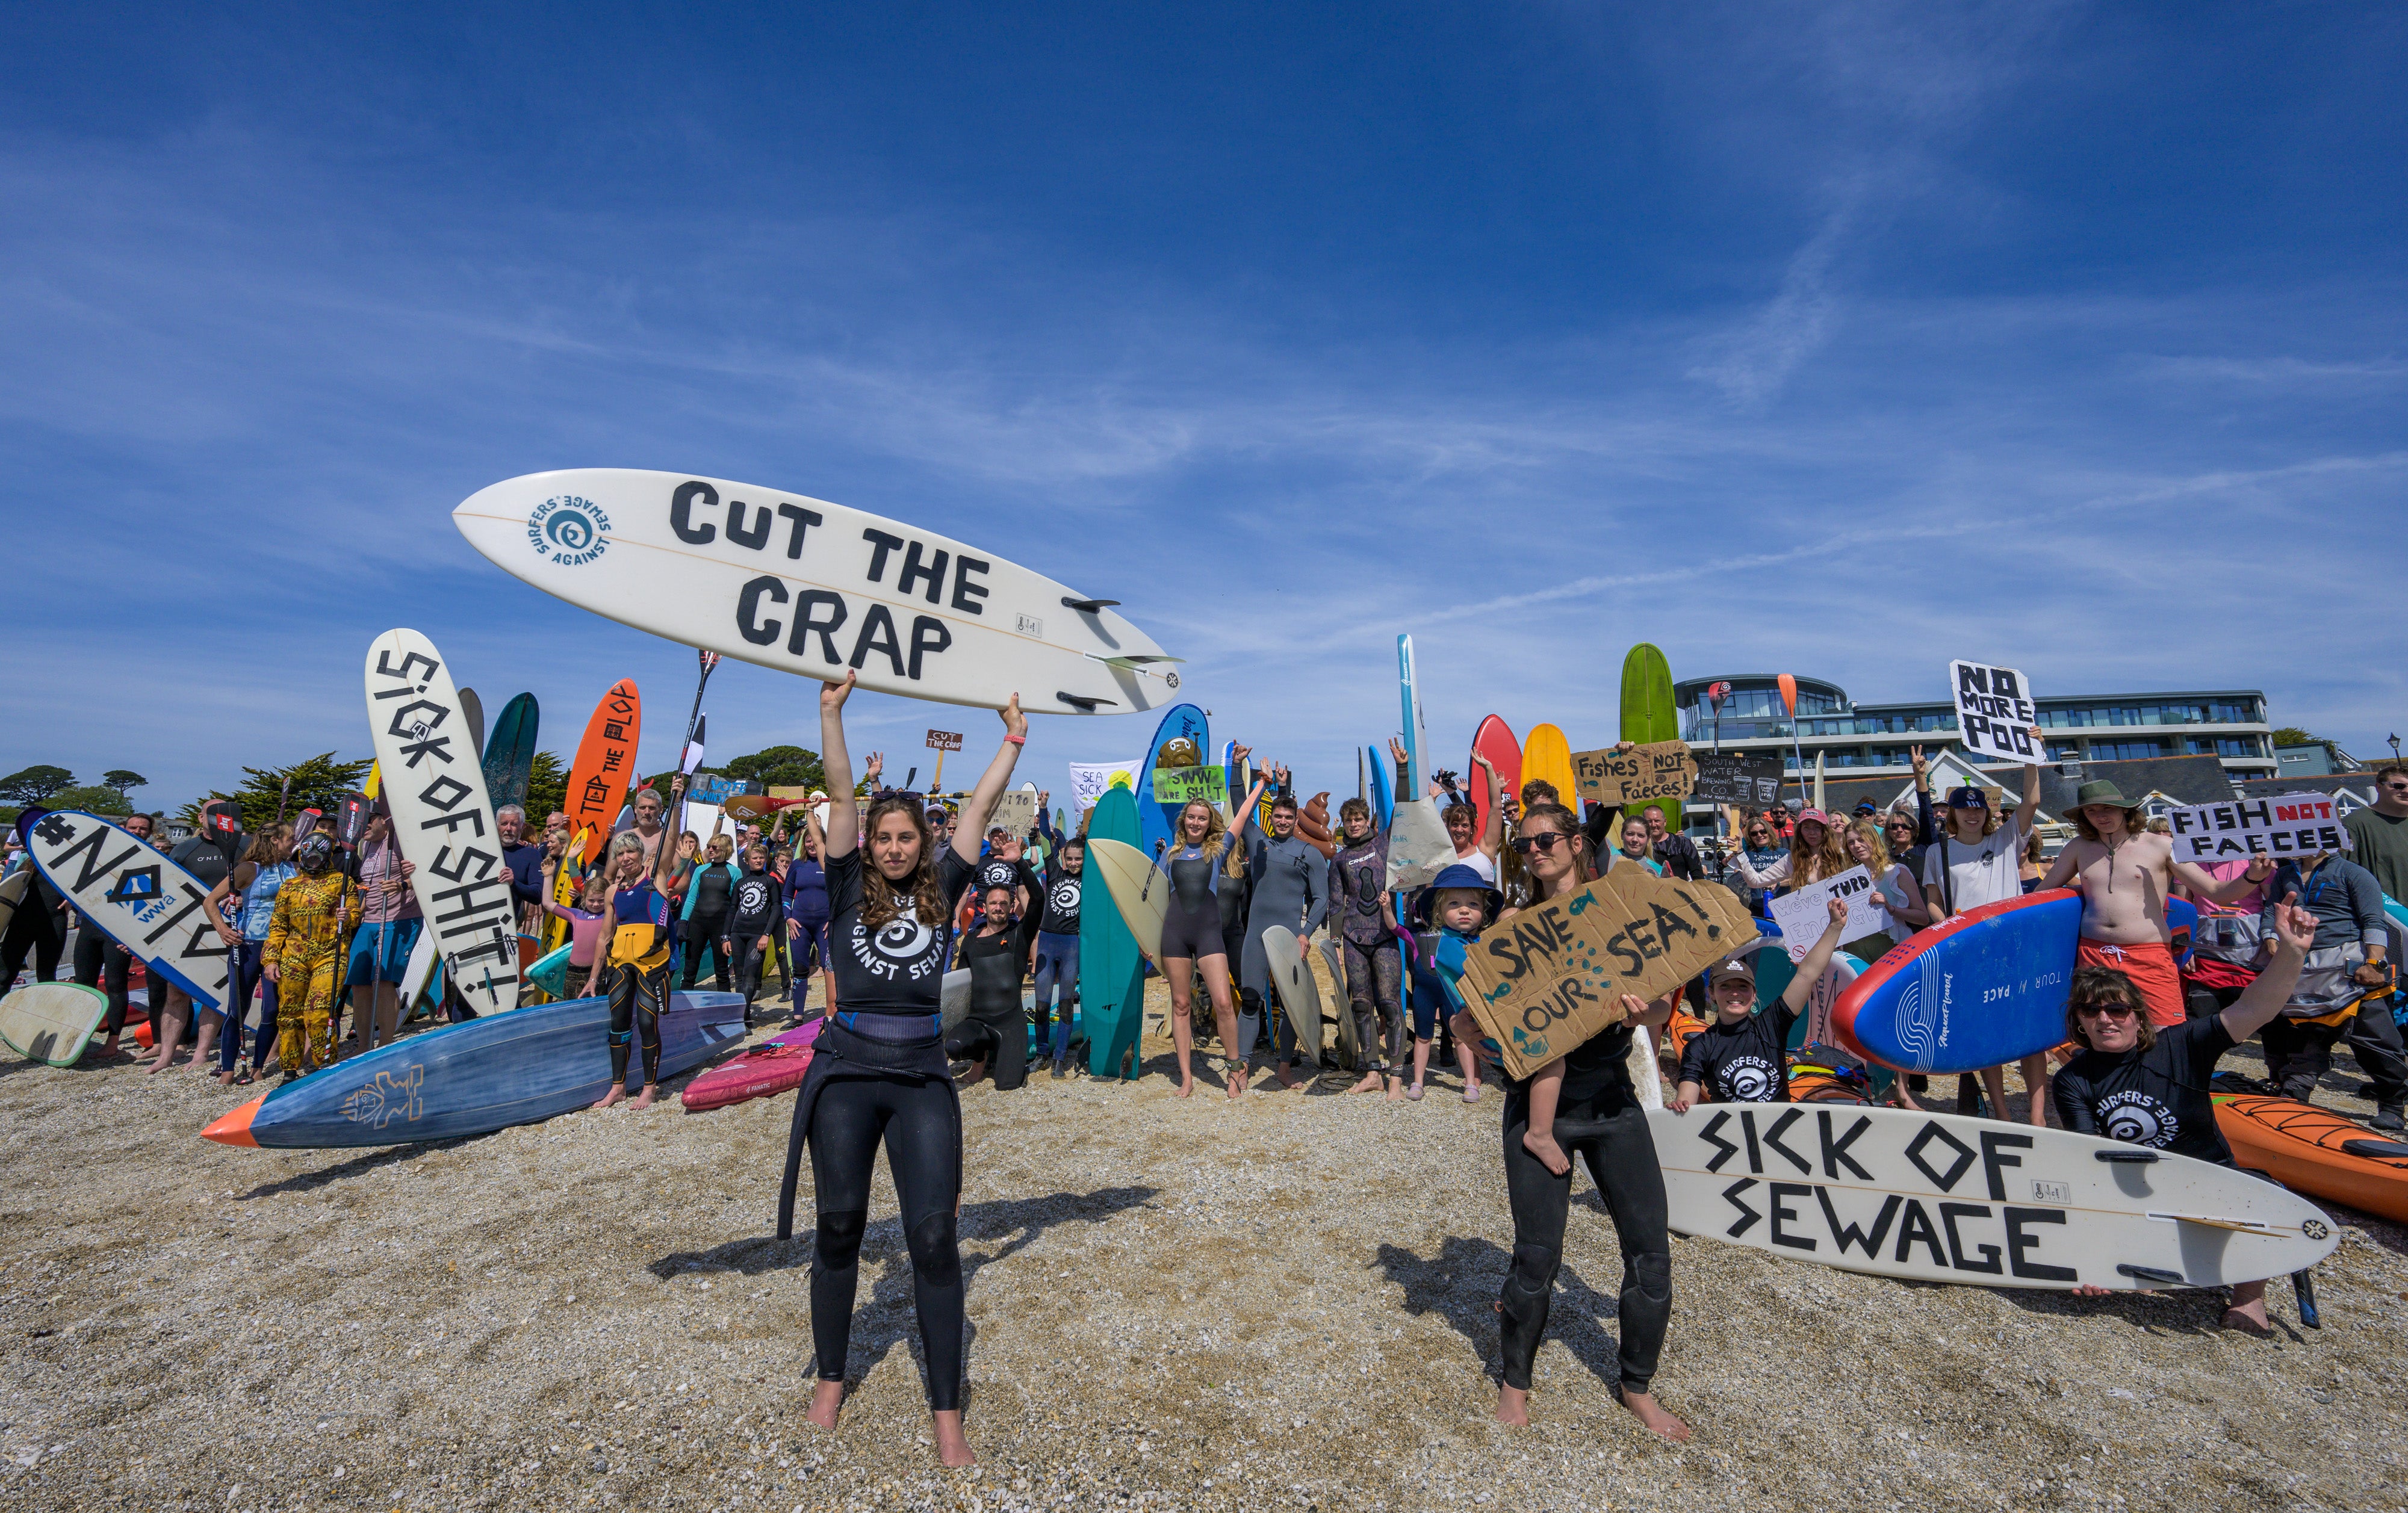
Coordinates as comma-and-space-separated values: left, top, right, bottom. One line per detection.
1458, 799, 1690, 1442
777, 671, 1022, 1469
1155, 797, 1253, 1099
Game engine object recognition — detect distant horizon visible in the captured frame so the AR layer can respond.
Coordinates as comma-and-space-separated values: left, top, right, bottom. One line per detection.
5, 4, 2403, 809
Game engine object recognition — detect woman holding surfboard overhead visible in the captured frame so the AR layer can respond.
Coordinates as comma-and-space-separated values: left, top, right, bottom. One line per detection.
776, 670, 1023, 1469
1153, 794, 1252, 1098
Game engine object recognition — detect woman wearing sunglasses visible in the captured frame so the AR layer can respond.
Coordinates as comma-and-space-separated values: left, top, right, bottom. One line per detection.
2056, 891, 2317, 1335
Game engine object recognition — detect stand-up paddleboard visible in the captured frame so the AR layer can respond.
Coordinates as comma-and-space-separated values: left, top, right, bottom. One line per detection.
1832, 891, 2082, 1074
1263, 926, 1322, 1066
1134, 704, 1208, 858
453, 469, 1179, 716
1367, 746, 1395, 830
565, 681, 642, 865
20, 811, 228, 1010
1619, 644, 1679, 745
480, 693, 541, 813
0, 983, 108, 1066
683, 1017, 824, 1113
1647, 1103, 2338, 1289
364, 630, 521, 1017
1081, 787, 1147, 1080
1521, 724, 1576, 812
0, 870, 28, 939
1087, 837, 1168, 966
458, 687, 486, 761
2217, 1094, 2408, 1225
1397, 636, 1429, 793
203, 990, 748, 1149
1468, 716, 1520, 847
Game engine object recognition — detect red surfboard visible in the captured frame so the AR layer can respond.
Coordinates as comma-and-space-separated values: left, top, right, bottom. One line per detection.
681, 1018, 822, 1113
1468, 715, 1521, 843
565, 679, 642, 865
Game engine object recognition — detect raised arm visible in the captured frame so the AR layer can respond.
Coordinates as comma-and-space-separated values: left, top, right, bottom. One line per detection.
2017, 732, 2043, 823
1473, 750, 1504, 859
818, 673, 862, 859
950, 695, 1028, 866
650, 776, 689, 896
2220, 896, 2316, 1042
1781, 898, 1851, 1014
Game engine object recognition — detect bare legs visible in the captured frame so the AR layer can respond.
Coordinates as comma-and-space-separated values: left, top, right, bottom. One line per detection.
1164, 955, 1243, 1098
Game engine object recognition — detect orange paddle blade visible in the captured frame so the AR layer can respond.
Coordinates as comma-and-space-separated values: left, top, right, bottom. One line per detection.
1777, 673, 1798, 717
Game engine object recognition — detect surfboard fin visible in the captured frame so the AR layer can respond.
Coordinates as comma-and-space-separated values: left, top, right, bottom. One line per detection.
1054, 692, 1117, 712
2115, 1263, 2183, 1286
1060, 597, 1122, 614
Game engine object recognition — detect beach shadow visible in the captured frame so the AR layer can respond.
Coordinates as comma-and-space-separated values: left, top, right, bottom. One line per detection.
235, 1137, 477, 1199
1374, 1236, 1631, 1391
648, 1183, 1161, 1407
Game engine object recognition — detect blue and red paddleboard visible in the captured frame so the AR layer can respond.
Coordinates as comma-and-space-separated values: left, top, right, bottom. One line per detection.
202, 991, 748, 1149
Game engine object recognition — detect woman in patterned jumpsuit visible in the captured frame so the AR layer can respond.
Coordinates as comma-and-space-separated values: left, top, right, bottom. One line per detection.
263, 832, 359, 1078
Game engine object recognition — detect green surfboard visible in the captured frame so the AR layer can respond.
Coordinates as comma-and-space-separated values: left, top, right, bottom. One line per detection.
1619, 643, 1678, 744
482, 693, 541, 812
1081, 787, 1148, 1080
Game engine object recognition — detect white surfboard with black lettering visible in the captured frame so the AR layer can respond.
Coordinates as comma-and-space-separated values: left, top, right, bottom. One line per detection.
20, 811, 229, 1009
452, 469, 1179, 715
1648, 1104, 2335, 1290
364, 629, 521, 1016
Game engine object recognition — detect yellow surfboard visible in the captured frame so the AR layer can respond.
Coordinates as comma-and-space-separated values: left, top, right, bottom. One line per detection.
1520, 723, 1578, 812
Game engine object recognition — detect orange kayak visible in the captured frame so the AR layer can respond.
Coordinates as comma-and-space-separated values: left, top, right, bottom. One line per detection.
2214, 1094, 2408, 1224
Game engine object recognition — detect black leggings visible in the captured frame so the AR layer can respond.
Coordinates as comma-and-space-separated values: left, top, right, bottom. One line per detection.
0, 906, 64, 999
728, 932, 769, 1006
806, 1074, 965, 1410
73, 930, 133, 1037
682, 910, 731, 989
1498, 1087, 1672, 1396
606, 959, 668, 1086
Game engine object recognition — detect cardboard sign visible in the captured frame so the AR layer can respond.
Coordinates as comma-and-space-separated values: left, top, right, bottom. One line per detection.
1572, 741, 1697, 809
1765, 865, 1885, 961
2165, 793, 2351, 863
926, 729, 963, 752
1692, 752, 1785, 807
987, 788, 1038, 837
1459, 864, 1758, 1081
1949, 660, 2043, 766
1149, 766, 1227, 807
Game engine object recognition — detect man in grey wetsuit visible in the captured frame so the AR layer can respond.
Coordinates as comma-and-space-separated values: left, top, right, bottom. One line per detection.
1235, 779, 1327, 1085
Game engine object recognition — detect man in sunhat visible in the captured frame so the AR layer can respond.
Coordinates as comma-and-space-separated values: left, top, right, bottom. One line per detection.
2041, 778, 2273, 1032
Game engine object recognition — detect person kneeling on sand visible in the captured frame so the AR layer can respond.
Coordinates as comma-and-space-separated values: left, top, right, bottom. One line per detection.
2058, 892, 2317, 1335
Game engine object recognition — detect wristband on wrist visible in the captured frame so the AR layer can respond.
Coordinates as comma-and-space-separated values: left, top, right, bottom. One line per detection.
1004, 734, 1026, 746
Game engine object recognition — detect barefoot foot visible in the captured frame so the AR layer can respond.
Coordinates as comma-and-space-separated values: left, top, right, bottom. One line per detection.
1350, 1071, 1383, 1094
806, 1379, 843, 1431
1273, 1063, 1303, 1090
931, 1409, 975, 1467
1494, 1384, 1530, 1428
1522, 1128, 1571, 1177
630, 1084, 657, 1110
1616, 1387, 1690, 1443
591, 1084, 627, 1111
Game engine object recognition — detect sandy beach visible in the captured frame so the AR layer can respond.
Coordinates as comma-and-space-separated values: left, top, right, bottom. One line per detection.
6, 966, 2406, 1513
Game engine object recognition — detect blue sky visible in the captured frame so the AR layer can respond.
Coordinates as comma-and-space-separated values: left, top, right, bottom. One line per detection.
5, 2, 2405, 813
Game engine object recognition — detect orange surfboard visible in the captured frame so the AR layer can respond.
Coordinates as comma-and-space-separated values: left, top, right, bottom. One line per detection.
565, 679, 642, 865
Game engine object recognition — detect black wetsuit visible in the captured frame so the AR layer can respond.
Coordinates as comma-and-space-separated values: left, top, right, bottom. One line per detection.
777, 845, 975, 1413
1498, 1023, 1672, 1397
1157, 844, 1234, 960
946, 924, 1030, 1089
725, 866, 784, 1011
683, 863, 736, 989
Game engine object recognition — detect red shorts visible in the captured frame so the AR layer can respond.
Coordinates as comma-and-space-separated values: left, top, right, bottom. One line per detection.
2078, 937, 2185, 1029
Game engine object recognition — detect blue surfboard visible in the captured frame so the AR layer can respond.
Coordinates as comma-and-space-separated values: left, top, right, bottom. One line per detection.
1397, 634, 1427, 795
1367, 746, 1395, 830
203, 991, 748, 1148
1834, 890, 2084, 1074
1135, 703, 1209, 859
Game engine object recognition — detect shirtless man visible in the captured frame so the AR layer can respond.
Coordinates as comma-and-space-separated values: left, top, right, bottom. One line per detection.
2041, 778, 2272, 1029
627, 784, 669, 865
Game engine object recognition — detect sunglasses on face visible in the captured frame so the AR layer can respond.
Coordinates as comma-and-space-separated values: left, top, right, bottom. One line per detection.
1512, 832, 1572, 854
2074, 1003, 2138, 1020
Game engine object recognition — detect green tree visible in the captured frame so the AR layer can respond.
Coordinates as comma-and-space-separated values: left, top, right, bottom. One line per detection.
2270, 727, 2321, 749
101, 769, 148, 798
207, 753, 375, 834
46, 784, 134, 815
0, 765, 75, 806
721, 744, 827, 791
523, 750, 569, 823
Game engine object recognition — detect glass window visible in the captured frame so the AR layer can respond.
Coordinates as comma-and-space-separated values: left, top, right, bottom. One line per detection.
2092, 740, 2165, 761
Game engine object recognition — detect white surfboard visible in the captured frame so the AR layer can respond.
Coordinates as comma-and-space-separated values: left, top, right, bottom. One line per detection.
1627, 1026, 1665, 1110
940, 968, 972, 1033
0, 982, 109, 1066
1086, 837, 1169, 966
19, 812, 228, 1009
397, 923, 440, 1016
453, 469, 1179, 716
1648, 1103, 2338, 1290
364, 630, 521, 1016
0, 870, 28, 938
1262, 926, 1322, 1064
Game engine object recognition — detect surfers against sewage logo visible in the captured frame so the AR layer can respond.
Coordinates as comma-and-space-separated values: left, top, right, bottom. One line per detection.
529, 495, 610, 566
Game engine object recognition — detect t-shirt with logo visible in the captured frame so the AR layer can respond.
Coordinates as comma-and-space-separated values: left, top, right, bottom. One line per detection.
728, 870, 782, 937
1920, 817, 2027, 915
1677, 1001, 1801, 1104
1036, 865, 1082, 936
2050, 1016, 2235, 1165
828, 846, 973, 1016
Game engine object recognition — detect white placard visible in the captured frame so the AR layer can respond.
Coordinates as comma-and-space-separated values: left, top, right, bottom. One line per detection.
1384, 797, 1457, 894
1949, 660, 2044, 766
2165, 793, 2351, 864
1067, 760, 1138, 812
1766, 864, 1884, 961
